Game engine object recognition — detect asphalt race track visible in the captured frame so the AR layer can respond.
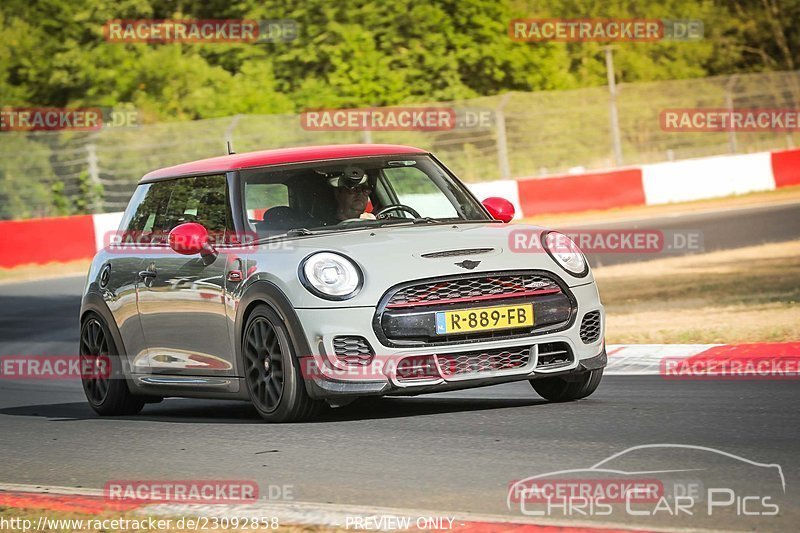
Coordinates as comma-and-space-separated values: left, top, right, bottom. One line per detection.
1, 203, 799, 531
567, 200, 800, 266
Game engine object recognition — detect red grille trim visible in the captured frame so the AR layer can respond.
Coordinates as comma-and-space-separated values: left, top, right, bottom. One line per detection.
386, 288, 561, 309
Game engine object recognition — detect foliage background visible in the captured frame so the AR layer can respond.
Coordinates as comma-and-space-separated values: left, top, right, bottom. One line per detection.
1, 0, 798, 219
2, 0, 798, 121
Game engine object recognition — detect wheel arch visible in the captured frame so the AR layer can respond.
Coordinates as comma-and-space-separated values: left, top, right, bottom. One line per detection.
235, 281, 313, 372
79, 293, 136, 387
80, 293, 127, 357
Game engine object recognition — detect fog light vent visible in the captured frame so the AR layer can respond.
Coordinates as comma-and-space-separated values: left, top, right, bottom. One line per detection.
333, 336, 374, 365
536, 342, 573, 369
579, 311, 601, 344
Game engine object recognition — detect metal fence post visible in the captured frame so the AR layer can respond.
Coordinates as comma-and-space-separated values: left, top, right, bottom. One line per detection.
495, 93, 511, 180
725, 75, 739, 154
605, 47, 624, 167
86, 141, 102, 213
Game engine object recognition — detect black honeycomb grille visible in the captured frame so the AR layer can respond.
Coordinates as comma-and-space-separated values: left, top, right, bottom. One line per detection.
437, 346, 532, 377
579, 311, 602, 344
333, 336, 374, 365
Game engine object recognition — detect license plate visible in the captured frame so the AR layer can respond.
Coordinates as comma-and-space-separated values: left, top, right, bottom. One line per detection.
435, 304, 534, 334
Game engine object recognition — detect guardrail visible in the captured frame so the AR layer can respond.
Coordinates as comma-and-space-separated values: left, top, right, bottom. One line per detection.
1, 147, 797, 269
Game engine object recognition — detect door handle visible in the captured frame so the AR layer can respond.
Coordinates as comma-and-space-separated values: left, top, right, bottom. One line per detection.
227, 257, 244, 283
138, 269, 157, 279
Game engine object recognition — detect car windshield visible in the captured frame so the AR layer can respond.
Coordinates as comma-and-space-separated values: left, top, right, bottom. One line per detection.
242, 155, 490, 237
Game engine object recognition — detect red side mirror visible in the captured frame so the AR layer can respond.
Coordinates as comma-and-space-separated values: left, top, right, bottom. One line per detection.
168, 222, 213, 256
482, 197, 515, 223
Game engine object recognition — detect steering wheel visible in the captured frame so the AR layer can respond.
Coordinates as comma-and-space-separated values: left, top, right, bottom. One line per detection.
374, 204, 421, 220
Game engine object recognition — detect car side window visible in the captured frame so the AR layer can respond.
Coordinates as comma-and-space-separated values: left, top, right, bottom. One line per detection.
121, 175, 230, 244
120, 183, 168, 244
118, 183, 151, 236
160, 175, 230, 234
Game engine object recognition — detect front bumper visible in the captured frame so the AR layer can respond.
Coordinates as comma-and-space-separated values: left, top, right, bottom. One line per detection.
295, 282, 605, 399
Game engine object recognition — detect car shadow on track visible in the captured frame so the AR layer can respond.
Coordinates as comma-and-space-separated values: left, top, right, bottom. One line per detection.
321, 396, 549, 422
0, 396, 549, 424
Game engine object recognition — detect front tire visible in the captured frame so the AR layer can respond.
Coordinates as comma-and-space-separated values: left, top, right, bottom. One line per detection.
79, 314, 145, 416
530, 369, 603, 402
241, 305, 323, 422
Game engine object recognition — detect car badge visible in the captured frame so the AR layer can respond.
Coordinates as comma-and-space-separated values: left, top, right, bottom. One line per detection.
455, 260, 481, 270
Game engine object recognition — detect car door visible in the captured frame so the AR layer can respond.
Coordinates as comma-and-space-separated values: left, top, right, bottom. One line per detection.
103, 184, 152, 374
135, 174, 235, 376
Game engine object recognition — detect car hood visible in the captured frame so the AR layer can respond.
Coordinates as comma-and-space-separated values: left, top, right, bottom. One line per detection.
249, 222, 595, 308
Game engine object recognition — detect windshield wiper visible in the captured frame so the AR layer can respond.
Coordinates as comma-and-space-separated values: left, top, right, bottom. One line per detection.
252, 228, 316, 244
370, 217, 452, 227
285, 227, 315, 237
370, 218, 414, 227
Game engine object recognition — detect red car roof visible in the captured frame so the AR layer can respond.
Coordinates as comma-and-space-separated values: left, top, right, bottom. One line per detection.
140, 144, 428, 181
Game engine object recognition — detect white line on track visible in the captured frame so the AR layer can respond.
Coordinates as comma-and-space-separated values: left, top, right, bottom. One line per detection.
0, 482, 724, 532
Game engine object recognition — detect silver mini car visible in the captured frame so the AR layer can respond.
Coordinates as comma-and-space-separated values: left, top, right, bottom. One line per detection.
79, 144, 606, 422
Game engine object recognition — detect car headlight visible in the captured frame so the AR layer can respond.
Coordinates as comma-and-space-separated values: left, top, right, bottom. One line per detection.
543, 231, 589, 277
299, 252, 363, 300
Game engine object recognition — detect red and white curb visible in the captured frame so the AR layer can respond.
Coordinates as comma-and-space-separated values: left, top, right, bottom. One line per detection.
605, 342, 800, 377
605, 345, 719, 375
0, 483, 711, 532
511, 147, 800, 217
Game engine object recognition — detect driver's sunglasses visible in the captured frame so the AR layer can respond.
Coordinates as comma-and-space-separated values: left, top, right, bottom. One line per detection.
342, 185, 372, 196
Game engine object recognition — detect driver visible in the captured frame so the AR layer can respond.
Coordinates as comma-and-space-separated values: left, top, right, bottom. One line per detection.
328, 166, 376, 222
